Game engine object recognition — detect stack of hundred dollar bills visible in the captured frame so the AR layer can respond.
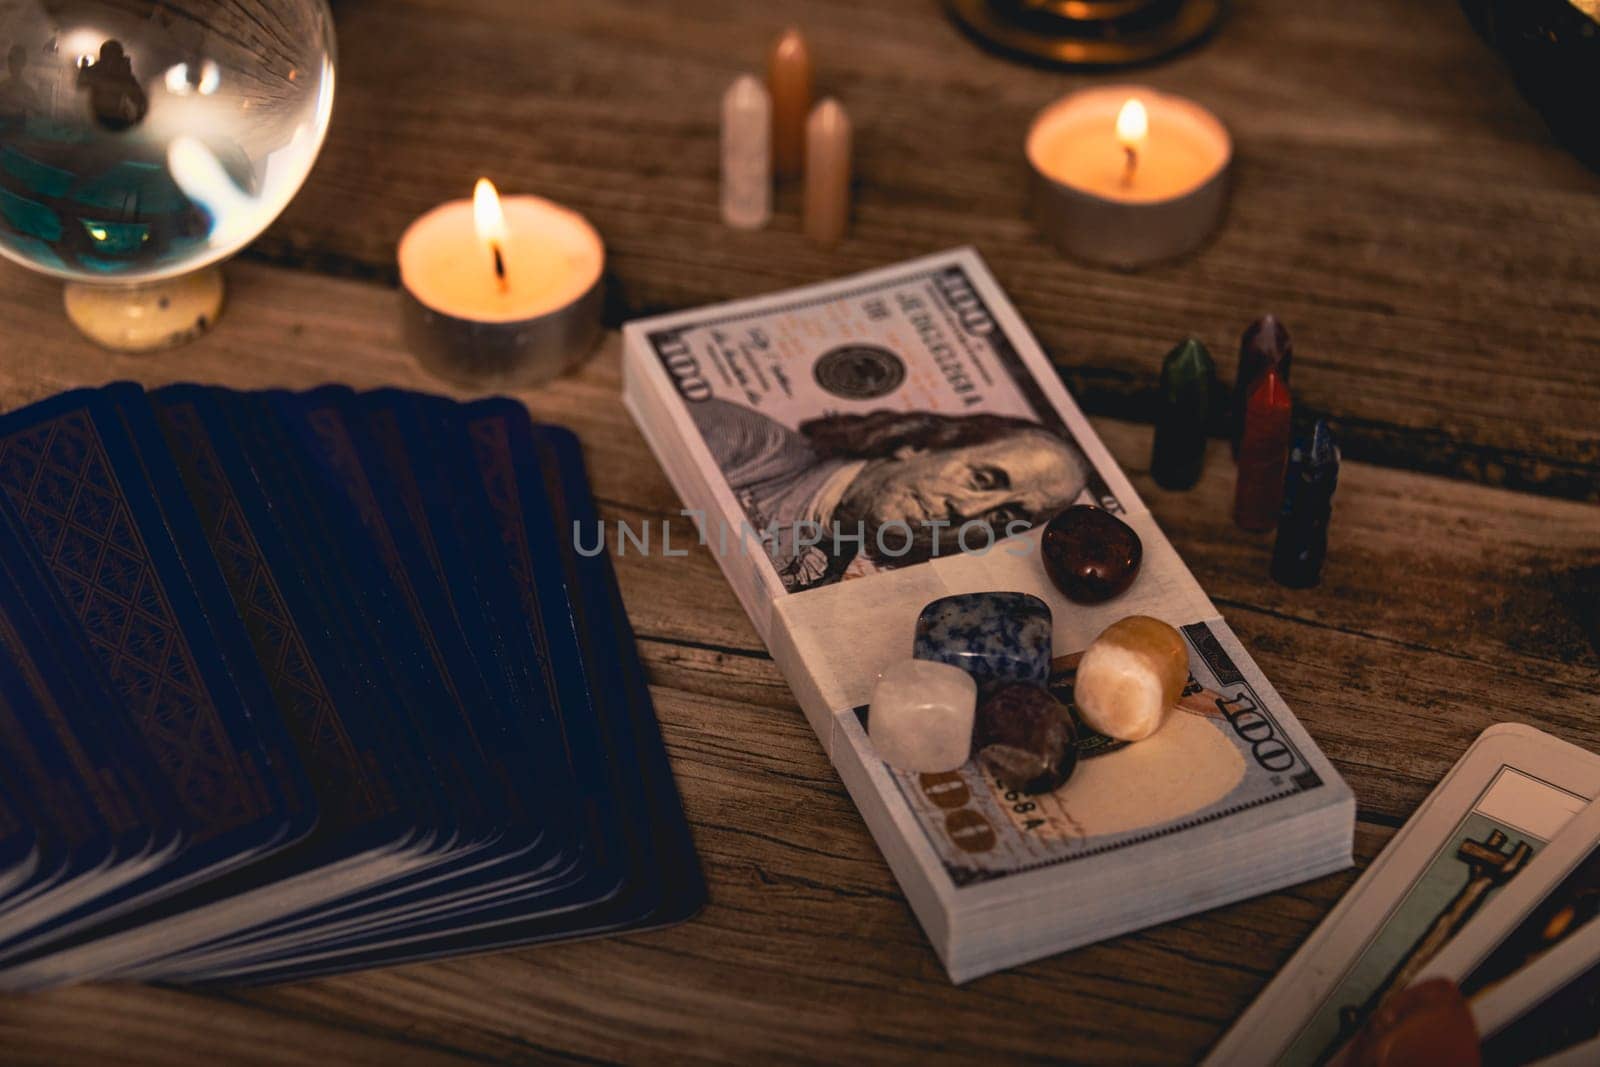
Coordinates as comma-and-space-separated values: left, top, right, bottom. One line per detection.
622, 248, 1354, 982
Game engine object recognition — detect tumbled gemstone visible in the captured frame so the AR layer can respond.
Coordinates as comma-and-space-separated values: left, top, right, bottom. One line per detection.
912, 591, 1052, 690
1041, 505, 1143, 604
867, 658, 977, 774
1073, 615, 1189, 741
974, 683, 1078, 794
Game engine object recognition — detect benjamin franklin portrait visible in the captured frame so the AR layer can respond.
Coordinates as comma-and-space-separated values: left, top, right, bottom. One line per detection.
690, 398, 1089, 593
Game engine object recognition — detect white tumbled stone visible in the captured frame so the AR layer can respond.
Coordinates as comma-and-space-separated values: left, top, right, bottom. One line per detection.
868, 659, 977, 774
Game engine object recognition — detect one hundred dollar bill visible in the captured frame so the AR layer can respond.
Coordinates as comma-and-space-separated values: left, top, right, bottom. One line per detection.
622, 249, 1353, 981
631, 250, 1139, 600
873, 619, 1334, 887
828, 615, 1352, 980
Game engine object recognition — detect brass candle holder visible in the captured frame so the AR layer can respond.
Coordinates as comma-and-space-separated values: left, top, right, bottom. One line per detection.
945, 0, 1223, 68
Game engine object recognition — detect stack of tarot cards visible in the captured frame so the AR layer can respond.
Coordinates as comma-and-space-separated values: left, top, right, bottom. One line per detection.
0, 383, 703, 989
623, 248, 1354, 982
1210, 723, 1600, 1066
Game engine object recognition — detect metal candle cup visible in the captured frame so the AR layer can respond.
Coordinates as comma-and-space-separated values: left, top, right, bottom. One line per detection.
398, 184, 605, 388
1026, 86, 1231, 270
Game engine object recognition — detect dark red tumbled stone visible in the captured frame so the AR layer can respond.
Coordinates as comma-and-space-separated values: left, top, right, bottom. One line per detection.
974, 683, 1078, 795
1040, 505, 1143, 604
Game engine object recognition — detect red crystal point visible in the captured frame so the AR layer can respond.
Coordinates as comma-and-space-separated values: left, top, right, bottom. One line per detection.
1233, 366, 1292, 531
1231, 314, 1293, 455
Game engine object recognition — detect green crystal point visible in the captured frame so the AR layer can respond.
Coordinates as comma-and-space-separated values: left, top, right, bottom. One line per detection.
1150, 337, 1217, 490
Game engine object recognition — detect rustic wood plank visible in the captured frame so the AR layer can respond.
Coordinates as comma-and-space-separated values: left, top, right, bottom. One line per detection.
237, 0, 1600, 499
0, 981, 488, 1066
0, 674, 1397, 1065
2, 252, 1595, 800
0, 253, 1595, 1062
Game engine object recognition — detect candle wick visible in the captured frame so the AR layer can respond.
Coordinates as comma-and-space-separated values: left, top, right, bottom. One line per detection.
1121, 145, 1138, 188
491, 241, 509, 292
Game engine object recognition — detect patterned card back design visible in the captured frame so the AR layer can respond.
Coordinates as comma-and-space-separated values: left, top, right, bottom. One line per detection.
0, 685, 97, 847
367, 409, 447, 595
467, 416, 556, 686
465, 413, 583, 782
155, 400, 390, 826
0, 598, 139, 837
301, 404, 470, 720
0, 781, 21, 844
0, 408, 261, 835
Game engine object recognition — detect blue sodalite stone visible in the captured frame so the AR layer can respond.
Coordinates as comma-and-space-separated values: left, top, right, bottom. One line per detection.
912, 592, 1052, 690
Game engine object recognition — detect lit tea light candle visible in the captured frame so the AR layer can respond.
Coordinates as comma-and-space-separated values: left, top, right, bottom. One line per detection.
1026, 85, 1231, 270
398, 179, 605, 387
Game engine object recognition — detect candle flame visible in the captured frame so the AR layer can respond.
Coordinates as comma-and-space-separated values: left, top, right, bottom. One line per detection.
1116, 98, 1148, 147
474, 178, 510, 289
473, 178, 509, 250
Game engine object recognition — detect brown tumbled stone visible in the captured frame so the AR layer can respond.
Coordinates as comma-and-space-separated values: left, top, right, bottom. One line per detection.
973, 683, 1078, 795
1041, 505, 1143, 604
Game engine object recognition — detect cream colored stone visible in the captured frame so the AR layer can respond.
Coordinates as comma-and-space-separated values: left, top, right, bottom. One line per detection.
1073, 615, 1189, 741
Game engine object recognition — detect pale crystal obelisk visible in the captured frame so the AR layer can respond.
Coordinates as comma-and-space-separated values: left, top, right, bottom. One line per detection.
720, 75, 772, 230
767, 27, 813, 179
803, 98, 851, 247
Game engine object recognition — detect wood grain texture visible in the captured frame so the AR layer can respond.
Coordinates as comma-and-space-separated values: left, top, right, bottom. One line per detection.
243, 0, 1600, 500
0, 254, 1595, 1064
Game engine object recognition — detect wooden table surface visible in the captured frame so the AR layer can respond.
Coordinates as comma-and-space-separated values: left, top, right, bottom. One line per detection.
2, 0, 1599, 1063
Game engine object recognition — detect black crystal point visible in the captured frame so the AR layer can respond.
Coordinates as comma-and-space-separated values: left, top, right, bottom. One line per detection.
1271, 419, 1339, 588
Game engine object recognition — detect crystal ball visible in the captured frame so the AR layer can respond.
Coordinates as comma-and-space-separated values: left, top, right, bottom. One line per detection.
0, 0, 334, 284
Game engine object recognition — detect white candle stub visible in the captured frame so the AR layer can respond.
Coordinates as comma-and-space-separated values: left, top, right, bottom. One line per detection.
397, 180, 605, 387
398, 182, 603, 323
1026, 84, 1232, 269
1030, 87, 1225, 203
